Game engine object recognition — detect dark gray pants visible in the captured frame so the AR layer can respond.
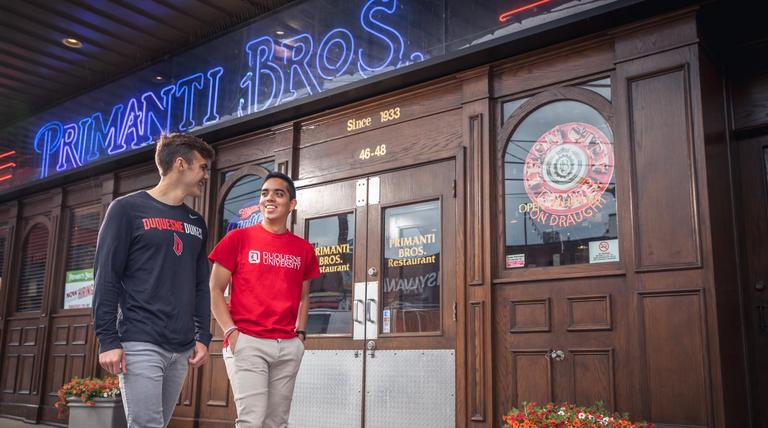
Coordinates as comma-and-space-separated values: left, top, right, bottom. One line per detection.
118, 341, 193, 428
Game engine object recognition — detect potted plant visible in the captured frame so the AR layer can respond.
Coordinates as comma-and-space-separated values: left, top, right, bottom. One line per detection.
503, 402, 652, 428
54, 376, 126, 428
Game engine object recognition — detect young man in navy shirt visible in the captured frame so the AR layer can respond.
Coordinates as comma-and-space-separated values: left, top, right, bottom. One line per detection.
93, 133, 214, 427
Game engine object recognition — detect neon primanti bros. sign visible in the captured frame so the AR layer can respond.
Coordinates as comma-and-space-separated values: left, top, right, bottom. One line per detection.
32, 0, 424, 179
0, 0, 620, 193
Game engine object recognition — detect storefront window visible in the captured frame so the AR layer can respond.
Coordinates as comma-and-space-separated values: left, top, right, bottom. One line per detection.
306, 213, 355, 335
219, 162, 274, 240
578, 77, 612, 101
62, 206, 100, 309
504, 100, 618, 268
502, 97, 531, 121
382, 200, 441, 334
16, 223, 49, 312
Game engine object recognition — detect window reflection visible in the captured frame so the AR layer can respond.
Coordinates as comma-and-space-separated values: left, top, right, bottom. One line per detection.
62, 206, 100, 309
504, 101, 618, 268
219, 162, 273, 240
382, 200, 441, 334
306, 213, 354, 335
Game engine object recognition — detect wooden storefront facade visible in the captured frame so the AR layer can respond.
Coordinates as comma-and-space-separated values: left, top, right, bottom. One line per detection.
0, 2, 766, 427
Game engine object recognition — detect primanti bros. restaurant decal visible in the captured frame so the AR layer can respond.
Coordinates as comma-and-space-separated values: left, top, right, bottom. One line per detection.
520, 122, 614, 227
381, 201, 441, 333
315, 242, 353, 274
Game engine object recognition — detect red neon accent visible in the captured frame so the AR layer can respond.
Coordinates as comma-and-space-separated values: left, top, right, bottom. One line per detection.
0, 150, 16, 159
499, 0, 551, 22
0, 162, 16, 170
0, 175, 12, 182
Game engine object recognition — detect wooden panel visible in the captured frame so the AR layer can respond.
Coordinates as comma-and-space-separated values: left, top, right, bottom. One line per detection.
467, 301, 485, 422
115, 164, 159, 196
567, 295, 612, 331
570, 349, 614, 410
205, 355, 231, 407
21, 327, 36, 345
299, 80, 461, 145
640, 291, 709, 425
732, 71, 768, 131
177, 370, 194, 407
20, 192, 54, 217
509, 350, 552, 406
47, 355, 66, 396
53, 325, 69, 345
63, 179, 101, 207
15, 354, 35, 394
297, 109, 462, 181
493, 41, 613, 98
7, 327, 21, 346
213, 131, 276, 171
614, 13, 698, 63
2, 355, 18, 393
629, 67, 701, 270
466, 113, 484, 286
508, 298, 550, 333
70, 324, 88, 345
67, 354, 85, 380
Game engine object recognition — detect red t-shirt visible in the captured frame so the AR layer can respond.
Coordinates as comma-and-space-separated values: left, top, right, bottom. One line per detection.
208, 224, 320, 339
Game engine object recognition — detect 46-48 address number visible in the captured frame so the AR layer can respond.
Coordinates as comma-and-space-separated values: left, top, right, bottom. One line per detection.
359, 144, 387, 160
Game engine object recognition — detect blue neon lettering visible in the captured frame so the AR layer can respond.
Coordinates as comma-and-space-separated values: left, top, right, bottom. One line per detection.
30, 0, 426, 179
282, 34, 320, 101
245, 36, 284, 112
76, 118, 92, 162
119, 98, 142, 150
316, 28, 355, 80
204, 67, 224, 124
358, 0, 404, 76
88, 104, 125, 160
56, 124, 82, 172
33, 122, 63, 178
238, 71, 254, 117
174, 74, 204, 131
140, 85, 174, 147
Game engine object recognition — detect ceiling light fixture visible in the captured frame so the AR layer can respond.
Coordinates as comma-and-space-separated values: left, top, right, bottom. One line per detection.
62, 37, 83, 48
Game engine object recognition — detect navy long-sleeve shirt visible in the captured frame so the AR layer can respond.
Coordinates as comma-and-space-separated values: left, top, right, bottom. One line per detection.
92, 191, 212, 354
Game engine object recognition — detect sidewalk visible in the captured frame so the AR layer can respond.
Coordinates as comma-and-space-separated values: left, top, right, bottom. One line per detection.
0, 417, 46, 427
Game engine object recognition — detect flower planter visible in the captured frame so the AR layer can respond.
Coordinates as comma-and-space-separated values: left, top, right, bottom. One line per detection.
66, 397, 126, 428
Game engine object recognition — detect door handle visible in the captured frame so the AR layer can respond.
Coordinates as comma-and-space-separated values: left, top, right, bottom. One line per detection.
353, 299, 365, 324
366, 299, 376, 323
544, 350, 565, 361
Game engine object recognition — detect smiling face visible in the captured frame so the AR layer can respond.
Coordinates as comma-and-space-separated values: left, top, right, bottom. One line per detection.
259, 177, 296, 224
177, 151, 210, 198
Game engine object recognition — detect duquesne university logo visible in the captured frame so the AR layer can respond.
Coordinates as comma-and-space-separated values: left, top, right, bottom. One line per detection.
247, 250, 302, 270
173, 233, 183, 256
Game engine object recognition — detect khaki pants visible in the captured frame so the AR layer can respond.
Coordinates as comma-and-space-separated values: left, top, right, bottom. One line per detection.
223, 334, 305, 428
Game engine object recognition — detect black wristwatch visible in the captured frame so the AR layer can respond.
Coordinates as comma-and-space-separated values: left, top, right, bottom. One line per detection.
295, 329, 306, 340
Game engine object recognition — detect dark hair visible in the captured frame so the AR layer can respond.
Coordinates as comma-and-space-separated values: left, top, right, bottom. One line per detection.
155, 133, 215, 176
264, 172, 296, 200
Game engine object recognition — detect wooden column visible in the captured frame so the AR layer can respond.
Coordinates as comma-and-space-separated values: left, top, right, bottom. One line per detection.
458, 66, 493, 427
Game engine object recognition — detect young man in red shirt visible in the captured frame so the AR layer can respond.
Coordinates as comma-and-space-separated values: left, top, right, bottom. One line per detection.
209, 171, 320, 428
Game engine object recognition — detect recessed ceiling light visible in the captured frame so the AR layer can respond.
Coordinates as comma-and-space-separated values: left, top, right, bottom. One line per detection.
62, 37, 82, 48
275, 30, 285, 36
153, 75, 166, 82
